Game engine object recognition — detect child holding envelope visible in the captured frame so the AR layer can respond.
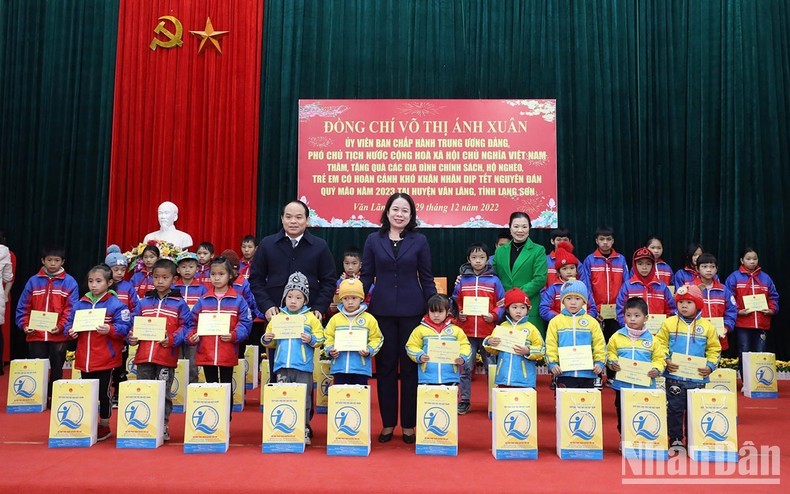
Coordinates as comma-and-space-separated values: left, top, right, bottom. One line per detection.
129, 259, 191, 440
324, 278, 383, 385
65, 264, 132, 441
187, 257, 252, 421
261, 272, 324, 445
654, 284, 721, 448
606, 297, 664, 436
405, 295, 472, 387
545, 280, 606, 390
451, 242, 505, 414
483, 288, 544, 388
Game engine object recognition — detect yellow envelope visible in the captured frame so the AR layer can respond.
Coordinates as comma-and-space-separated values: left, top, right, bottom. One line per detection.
600, 304, 616, 320
463, 296, 489, 316
184, 383, 230, 453
28, 310, 58, 331
72, 308, 107, 332
620, 389, 667, 459
270, 313, 305, 339
48, 379, 99, 448
490, 325, 527, 354
669, 353, 708, 380
743, 294, 768, 311
558, 345, 593, 371
117, 380, 166, 449
133, 316, 167, 341
616, 357, 653, 387
327, 385, 371, 456
708, 317, 727, 338
742, 352, 778, 398
492, 388, 538, 459
645, 314, 666, 335
687, 389, 737, 462
262, 383, 306, 453
416, 385, 458, 456
197, 313, 231, 336
427, 339, 461, 364
6, 359, 50, 413
334, 329, 368, 352
556, 388, 603, 459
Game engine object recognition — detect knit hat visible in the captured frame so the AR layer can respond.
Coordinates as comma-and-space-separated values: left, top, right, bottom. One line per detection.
338, 278, 364, 300
503, 287, 531, 309
105, 245, 127, 267
560, 279, 588, 304
282, 271, 310, 305
675, 284, 703, 310
632, 247, 655, 265
220, 249, 240, 270
176, 252, 198, 264
554, 241, 579, 268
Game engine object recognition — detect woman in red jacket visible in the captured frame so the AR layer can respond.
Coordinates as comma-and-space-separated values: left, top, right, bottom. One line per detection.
66, 265, 132, 441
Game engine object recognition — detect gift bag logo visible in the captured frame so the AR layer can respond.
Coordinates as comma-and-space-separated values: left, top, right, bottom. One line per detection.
270, 404, 298, 433
170, 375, 180, 399
191, 405, 220, 434
632, 410, 661, 440
334, 406, 362, 437
503, 410, 531, 440
423, 407, 451, 436
124, 400, 152, 429
13, 375, 37, 399
701, 411, 729, 442
126, 359, 137, 377
56, 401, 85, 429
756, 366, 774, 386
568, 410, 596, 440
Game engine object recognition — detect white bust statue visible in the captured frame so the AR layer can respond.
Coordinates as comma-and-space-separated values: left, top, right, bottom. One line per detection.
143, 201, 193, 249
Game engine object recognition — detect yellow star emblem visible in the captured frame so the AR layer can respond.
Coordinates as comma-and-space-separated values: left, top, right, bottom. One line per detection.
190, 17, 229, 54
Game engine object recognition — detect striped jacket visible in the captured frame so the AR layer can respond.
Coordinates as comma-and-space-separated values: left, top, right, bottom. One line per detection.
406, 316, 472, 384
130, 268, 154, 298
606, 328, 665, 390
698, 280, 738, 332
16, 268, 80, 343
323, 304, 383, 377
187, 287, 252, 367
195, 263, 212, 286
671, 267, 699, 290
66, 291, 132, 372
173, 279, 207, 310
616, 276, 676, 326
539, 277, 599, 321
654, 259, 673, 286
655, 314, 721, 384
483, 316, 544, 388
725, 266, 779, 330
451, 263, 505, 339
131, 290, 192, 367
580, 249, 629, 309
545, 308, 606, 379
115, 279, 139, 312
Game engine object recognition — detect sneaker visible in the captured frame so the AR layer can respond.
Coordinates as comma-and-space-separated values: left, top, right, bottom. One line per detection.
111, 395, 119, 409
163, 426, 170, 441
306, 424, 313, 438
304, 429, 311, 446
457, 401, 471, 415
97, 425, 112, 441
593, 376, 603, 390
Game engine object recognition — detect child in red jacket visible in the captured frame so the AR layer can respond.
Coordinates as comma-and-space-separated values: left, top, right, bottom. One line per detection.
129, 259, 191, 441
65, 265, 132, 441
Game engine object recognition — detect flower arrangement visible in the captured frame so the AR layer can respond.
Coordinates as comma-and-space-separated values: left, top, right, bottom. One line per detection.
124, 240, 183, 271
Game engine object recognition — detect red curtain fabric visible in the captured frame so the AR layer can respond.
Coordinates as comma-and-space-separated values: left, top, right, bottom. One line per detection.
107, 0, 263, 254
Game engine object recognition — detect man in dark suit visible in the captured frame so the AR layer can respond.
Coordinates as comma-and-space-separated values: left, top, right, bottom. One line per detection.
249, 200, 337, 321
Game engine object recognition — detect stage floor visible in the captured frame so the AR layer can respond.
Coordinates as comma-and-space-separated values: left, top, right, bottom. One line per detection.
1, 371, 787, 493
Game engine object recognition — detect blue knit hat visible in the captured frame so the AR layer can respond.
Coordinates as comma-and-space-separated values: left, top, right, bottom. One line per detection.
105, 245, 127, 267
560, 279, 588, 304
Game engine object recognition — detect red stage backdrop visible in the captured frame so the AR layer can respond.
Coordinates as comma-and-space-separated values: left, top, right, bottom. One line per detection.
298, 100, 557, 228
107, 0, 263, 253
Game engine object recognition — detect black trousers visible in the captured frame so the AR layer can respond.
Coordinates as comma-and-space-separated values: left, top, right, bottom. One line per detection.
203, 365, 235, 420
601, 319, 620, 380
28, 341, 68, 399
375, 314, 422, 429
82, 369, 113, 419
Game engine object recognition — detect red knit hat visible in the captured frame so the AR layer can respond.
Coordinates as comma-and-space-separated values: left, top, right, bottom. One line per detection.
675, 284, 703, 310
554, 241, 579, 268
632, 247, 655, 265
504, 287, 531, 309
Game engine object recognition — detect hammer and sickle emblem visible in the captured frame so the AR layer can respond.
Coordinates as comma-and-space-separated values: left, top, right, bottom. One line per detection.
149, 16, 184, 51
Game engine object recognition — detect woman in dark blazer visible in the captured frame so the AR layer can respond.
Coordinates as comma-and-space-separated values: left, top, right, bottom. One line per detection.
492, 211, 548, 336
361, 192, 436, 444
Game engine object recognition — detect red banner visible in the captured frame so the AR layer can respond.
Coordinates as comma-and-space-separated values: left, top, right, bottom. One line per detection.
298, 100, 557, 228
107, 0, 263, 253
